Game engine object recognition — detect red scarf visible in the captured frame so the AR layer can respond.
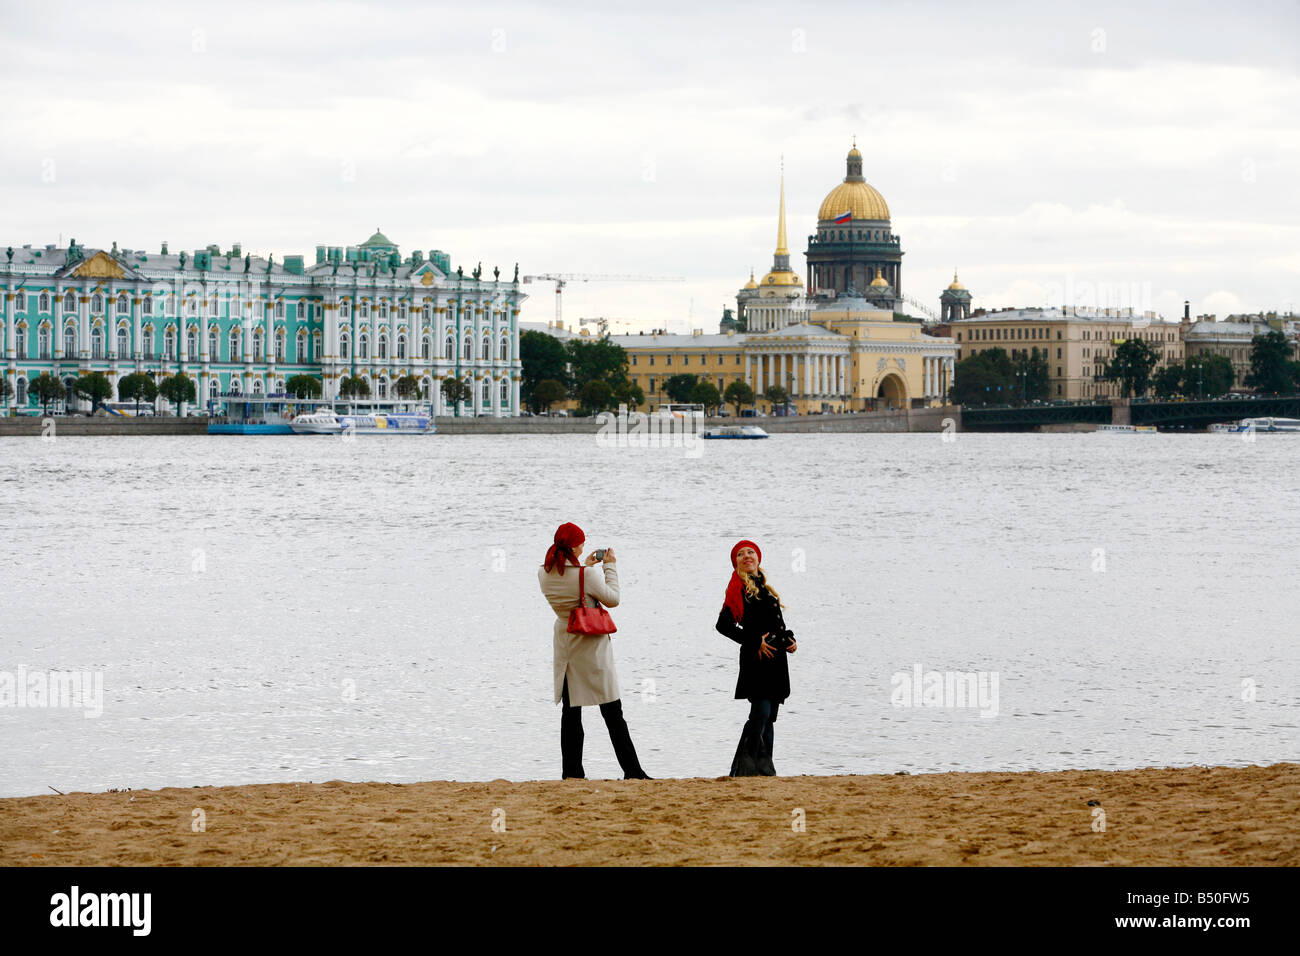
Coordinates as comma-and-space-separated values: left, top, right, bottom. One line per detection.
545, 522, 585, 575
723, 539, 762, 622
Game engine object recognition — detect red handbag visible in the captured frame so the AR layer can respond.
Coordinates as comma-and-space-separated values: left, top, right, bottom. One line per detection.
567, 565, 617, 636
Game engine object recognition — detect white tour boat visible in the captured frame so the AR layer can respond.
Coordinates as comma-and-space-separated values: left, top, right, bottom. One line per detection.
703, 424, 769, 440
290, 400, 435, 435
1095, 424, 1158, 435
1210, 417, 1300, 434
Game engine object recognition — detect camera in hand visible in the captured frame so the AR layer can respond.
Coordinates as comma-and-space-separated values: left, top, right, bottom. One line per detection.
591, 549, 606, 561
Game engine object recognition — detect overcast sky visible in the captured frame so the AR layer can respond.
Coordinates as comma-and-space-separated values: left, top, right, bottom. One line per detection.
2, 0, 1297, 331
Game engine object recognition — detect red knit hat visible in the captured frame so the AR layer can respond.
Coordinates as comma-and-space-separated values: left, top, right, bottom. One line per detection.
545, 522, 585, 575
724, 540, 762, 621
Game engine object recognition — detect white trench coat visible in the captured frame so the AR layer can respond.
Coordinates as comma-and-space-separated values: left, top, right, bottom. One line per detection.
538, 562, 621, 707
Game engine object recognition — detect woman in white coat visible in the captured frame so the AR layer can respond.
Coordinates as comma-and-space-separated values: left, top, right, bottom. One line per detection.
538, 521, 650, 780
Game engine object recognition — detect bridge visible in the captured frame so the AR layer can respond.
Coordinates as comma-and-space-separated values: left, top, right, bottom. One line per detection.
961, 395, 1300, 431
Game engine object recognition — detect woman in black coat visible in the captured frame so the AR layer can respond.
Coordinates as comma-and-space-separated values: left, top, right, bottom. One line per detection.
715, 539, 796, 776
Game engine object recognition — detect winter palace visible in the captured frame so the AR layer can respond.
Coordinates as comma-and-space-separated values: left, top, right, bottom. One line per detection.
1, 230, 524, 415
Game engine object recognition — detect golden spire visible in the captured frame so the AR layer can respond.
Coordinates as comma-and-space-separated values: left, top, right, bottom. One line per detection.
775, 160, 788, 257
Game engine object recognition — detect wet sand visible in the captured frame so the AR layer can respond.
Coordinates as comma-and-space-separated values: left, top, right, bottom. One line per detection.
2, 763, 1296, 866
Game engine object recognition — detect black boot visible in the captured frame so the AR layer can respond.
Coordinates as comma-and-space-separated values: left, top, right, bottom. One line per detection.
757, 720, 776, 776
600, 698, 651, 779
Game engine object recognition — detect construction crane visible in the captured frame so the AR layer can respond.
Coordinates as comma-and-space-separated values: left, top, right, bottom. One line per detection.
522, 273, 684, 327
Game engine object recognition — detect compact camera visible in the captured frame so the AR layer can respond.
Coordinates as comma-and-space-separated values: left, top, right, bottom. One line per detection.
591, 549, 606, 561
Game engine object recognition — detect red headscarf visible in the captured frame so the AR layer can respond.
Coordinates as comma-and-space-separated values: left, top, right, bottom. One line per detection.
723, 539, 762, 622
544, 522, 585, 575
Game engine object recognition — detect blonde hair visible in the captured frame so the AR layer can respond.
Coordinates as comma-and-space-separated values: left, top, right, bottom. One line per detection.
738, 567, 783, 608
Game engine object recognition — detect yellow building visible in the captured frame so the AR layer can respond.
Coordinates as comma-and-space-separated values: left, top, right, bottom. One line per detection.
951, 307, 1184, 400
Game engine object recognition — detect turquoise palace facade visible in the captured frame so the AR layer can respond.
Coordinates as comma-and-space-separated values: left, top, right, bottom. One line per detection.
1, 230, 524, 416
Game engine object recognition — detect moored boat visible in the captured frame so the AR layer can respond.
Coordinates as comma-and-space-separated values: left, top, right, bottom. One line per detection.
703, 424, 769, 439
1210, 417, 1300, 434
1096, 424, 1158, 434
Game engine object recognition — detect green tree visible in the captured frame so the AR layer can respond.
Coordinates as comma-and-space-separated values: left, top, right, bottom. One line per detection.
1152, 364, 1183, 400
1244, 330, 1297, 395
723, 379, 754, 417
1012, 348, 1051, 403
339, 374, 370, 399
520, 329, 569, 411
662, 373, 698, 404
0, 376, 10, 405
73, 371, 113, 415
566, 336, 632, 402
285, 374, 323, 399
951, 352, 1011, 406
1182, 353, 1235, 398
30, 372, 64, 415
612, 379, 645, 411
118, 372, 158, 416
440, 376, 472, 414
158, 373, 196, 415
1103, 338, 1159, 398
533, 378, 567, 412
764, 384, 790, 413
393, 374, 421, 399
690, 381, 722, 415
579, 379, 612, 416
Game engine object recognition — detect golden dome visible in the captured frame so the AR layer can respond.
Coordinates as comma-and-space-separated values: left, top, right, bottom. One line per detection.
760, 269, 802, 289
870, 272, 890, 288
743, 270, 758, 291
818, 144, 890, 222
947, 270, 965, 291
818, 181, 890, 222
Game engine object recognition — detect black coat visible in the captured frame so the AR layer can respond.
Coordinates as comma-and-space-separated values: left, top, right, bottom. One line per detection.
715, 577, 791, 703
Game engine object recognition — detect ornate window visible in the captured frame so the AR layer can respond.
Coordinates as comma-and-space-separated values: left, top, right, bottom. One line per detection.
360, 303, 370, 320
499, 378, 509, 408
63, 325, 76, 357
63, 291, 76, 313
481, 333, 490, 361
143, 326, 155, 357
208, 329, 218, 359
275, 301, 285, 320
210, 297, 219, 317
91, 327, 104, 359
499, 336, 509, 361
275, 329, 286, 362
117, 292, 129, 314
144, 296, 155, 316
399, 302, 408, 321
14, 292, 25, 312
481, 378, 490, 406
299, 300, 311, 321
462, 334, 472, 361
164, 327, 176, 360
358, 334, 369, 360
296, 330, 307, 361
421, 336, 431, 361
312, 332, 321, 361
253, 328, 264, 356
118, 327, 129, 356
187, 327, 198, 356
209, 379, 219, 400
38, 292, 49, 313
380, 302, 389, 320
229, 328, 241, 359
340, 301, 350, 319
396, 335, 406, 361
186, 297, 197, 315
377, 377, 388, 398
444, 334, 454, 361
38, 326, 50, 358
377, 334, 388, 360
91, 293, 103, 313
423, 304, 431, 321
340, 333, 350, 360
421, 377, 431, 399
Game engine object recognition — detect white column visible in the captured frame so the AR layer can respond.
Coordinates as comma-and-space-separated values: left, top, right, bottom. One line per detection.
745, 353, 752, 391
804, 352, 812, 395
512, 376, 520, 416
779, 352, 787, 392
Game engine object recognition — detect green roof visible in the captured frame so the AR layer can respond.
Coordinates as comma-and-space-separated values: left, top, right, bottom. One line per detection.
361, 228, 394, 247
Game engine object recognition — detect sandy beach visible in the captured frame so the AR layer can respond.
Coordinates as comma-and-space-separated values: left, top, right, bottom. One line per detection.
2, 762, 1296, 866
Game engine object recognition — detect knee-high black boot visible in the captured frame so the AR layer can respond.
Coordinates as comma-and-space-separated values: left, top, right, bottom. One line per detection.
561, 678, 585, 779
599, 698, 651, 779
730, 721, 761, 777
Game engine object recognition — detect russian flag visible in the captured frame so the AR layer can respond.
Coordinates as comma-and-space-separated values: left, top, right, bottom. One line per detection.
832, 210, 851, 224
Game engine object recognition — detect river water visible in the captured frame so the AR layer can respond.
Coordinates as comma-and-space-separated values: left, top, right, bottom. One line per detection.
1, 431, 1296, 796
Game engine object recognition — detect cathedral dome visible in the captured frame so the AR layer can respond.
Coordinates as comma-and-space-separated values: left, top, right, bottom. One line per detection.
743, 270, 759, 290
817, 146, 890, 222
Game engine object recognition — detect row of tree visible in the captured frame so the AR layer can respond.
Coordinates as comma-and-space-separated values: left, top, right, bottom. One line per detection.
951, 348, 1052, 406
1, 371, 198, 416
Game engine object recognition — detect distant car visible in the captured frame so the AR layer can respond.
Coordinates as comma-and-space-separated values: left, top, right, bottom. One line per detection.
548, 410, 568, 417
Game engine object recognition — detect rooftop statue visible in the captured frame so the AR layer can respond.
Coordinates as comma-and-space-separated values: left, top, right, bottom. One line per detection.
513, 262, 519, 282
244, 253, 251, 273
493, 265, 499, 281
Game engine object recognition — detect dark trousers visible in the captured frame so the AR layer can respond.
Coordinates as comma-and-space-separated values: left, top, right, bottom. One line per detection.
730, 698, 780, 776
561, 676, 646, 779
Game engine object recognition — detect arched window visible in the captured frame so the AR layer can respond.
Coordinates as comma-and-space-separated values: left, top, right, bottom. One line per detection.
399, 302, 408, 321
144, 296, 155, 316
91, 326, 104, 359
377, 377, 388, 398
15, 325, 26, 358
143, 326, 155, 357
39, 326, 50, 358
340, 334, 350, 360
63, 325, 76, 357
186, 297, 197, 315
208, 329, 218, 359
16, 376, 27, 404
377, 334, 388, 360
210, 297, 220, 317
396, 335, 406, 360
119, 327, 130, 356
229, 328, 241, 359
209, 379, 219, 401
358, 334, 369, 360
481, 333, 490, 361
252, 328, 264, 356
187, 327, 198, 357
312, 332, 321, 362
421, 377, 431, 400
38, 291, 49, 312
15, 292, 25, 313
499, 336, 509, 361
422, 304, 431, 322
275, 300, 285, 320
91, 293, 103, 313
360, 302, 370, 320
444, 334, 454, 361
296, 331, 307, 361
462, 334, 472, 361
499, 378, 509, 409
275, 329, 286, 362
340, 301, 350, 319
117, 293, 129, 314
481, 378, 490, 406
380, 302, 389, 320
252, 379, 263, 395
63, 291, 76, 313
421, 336, 431, 361
164, 327, 176, 360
